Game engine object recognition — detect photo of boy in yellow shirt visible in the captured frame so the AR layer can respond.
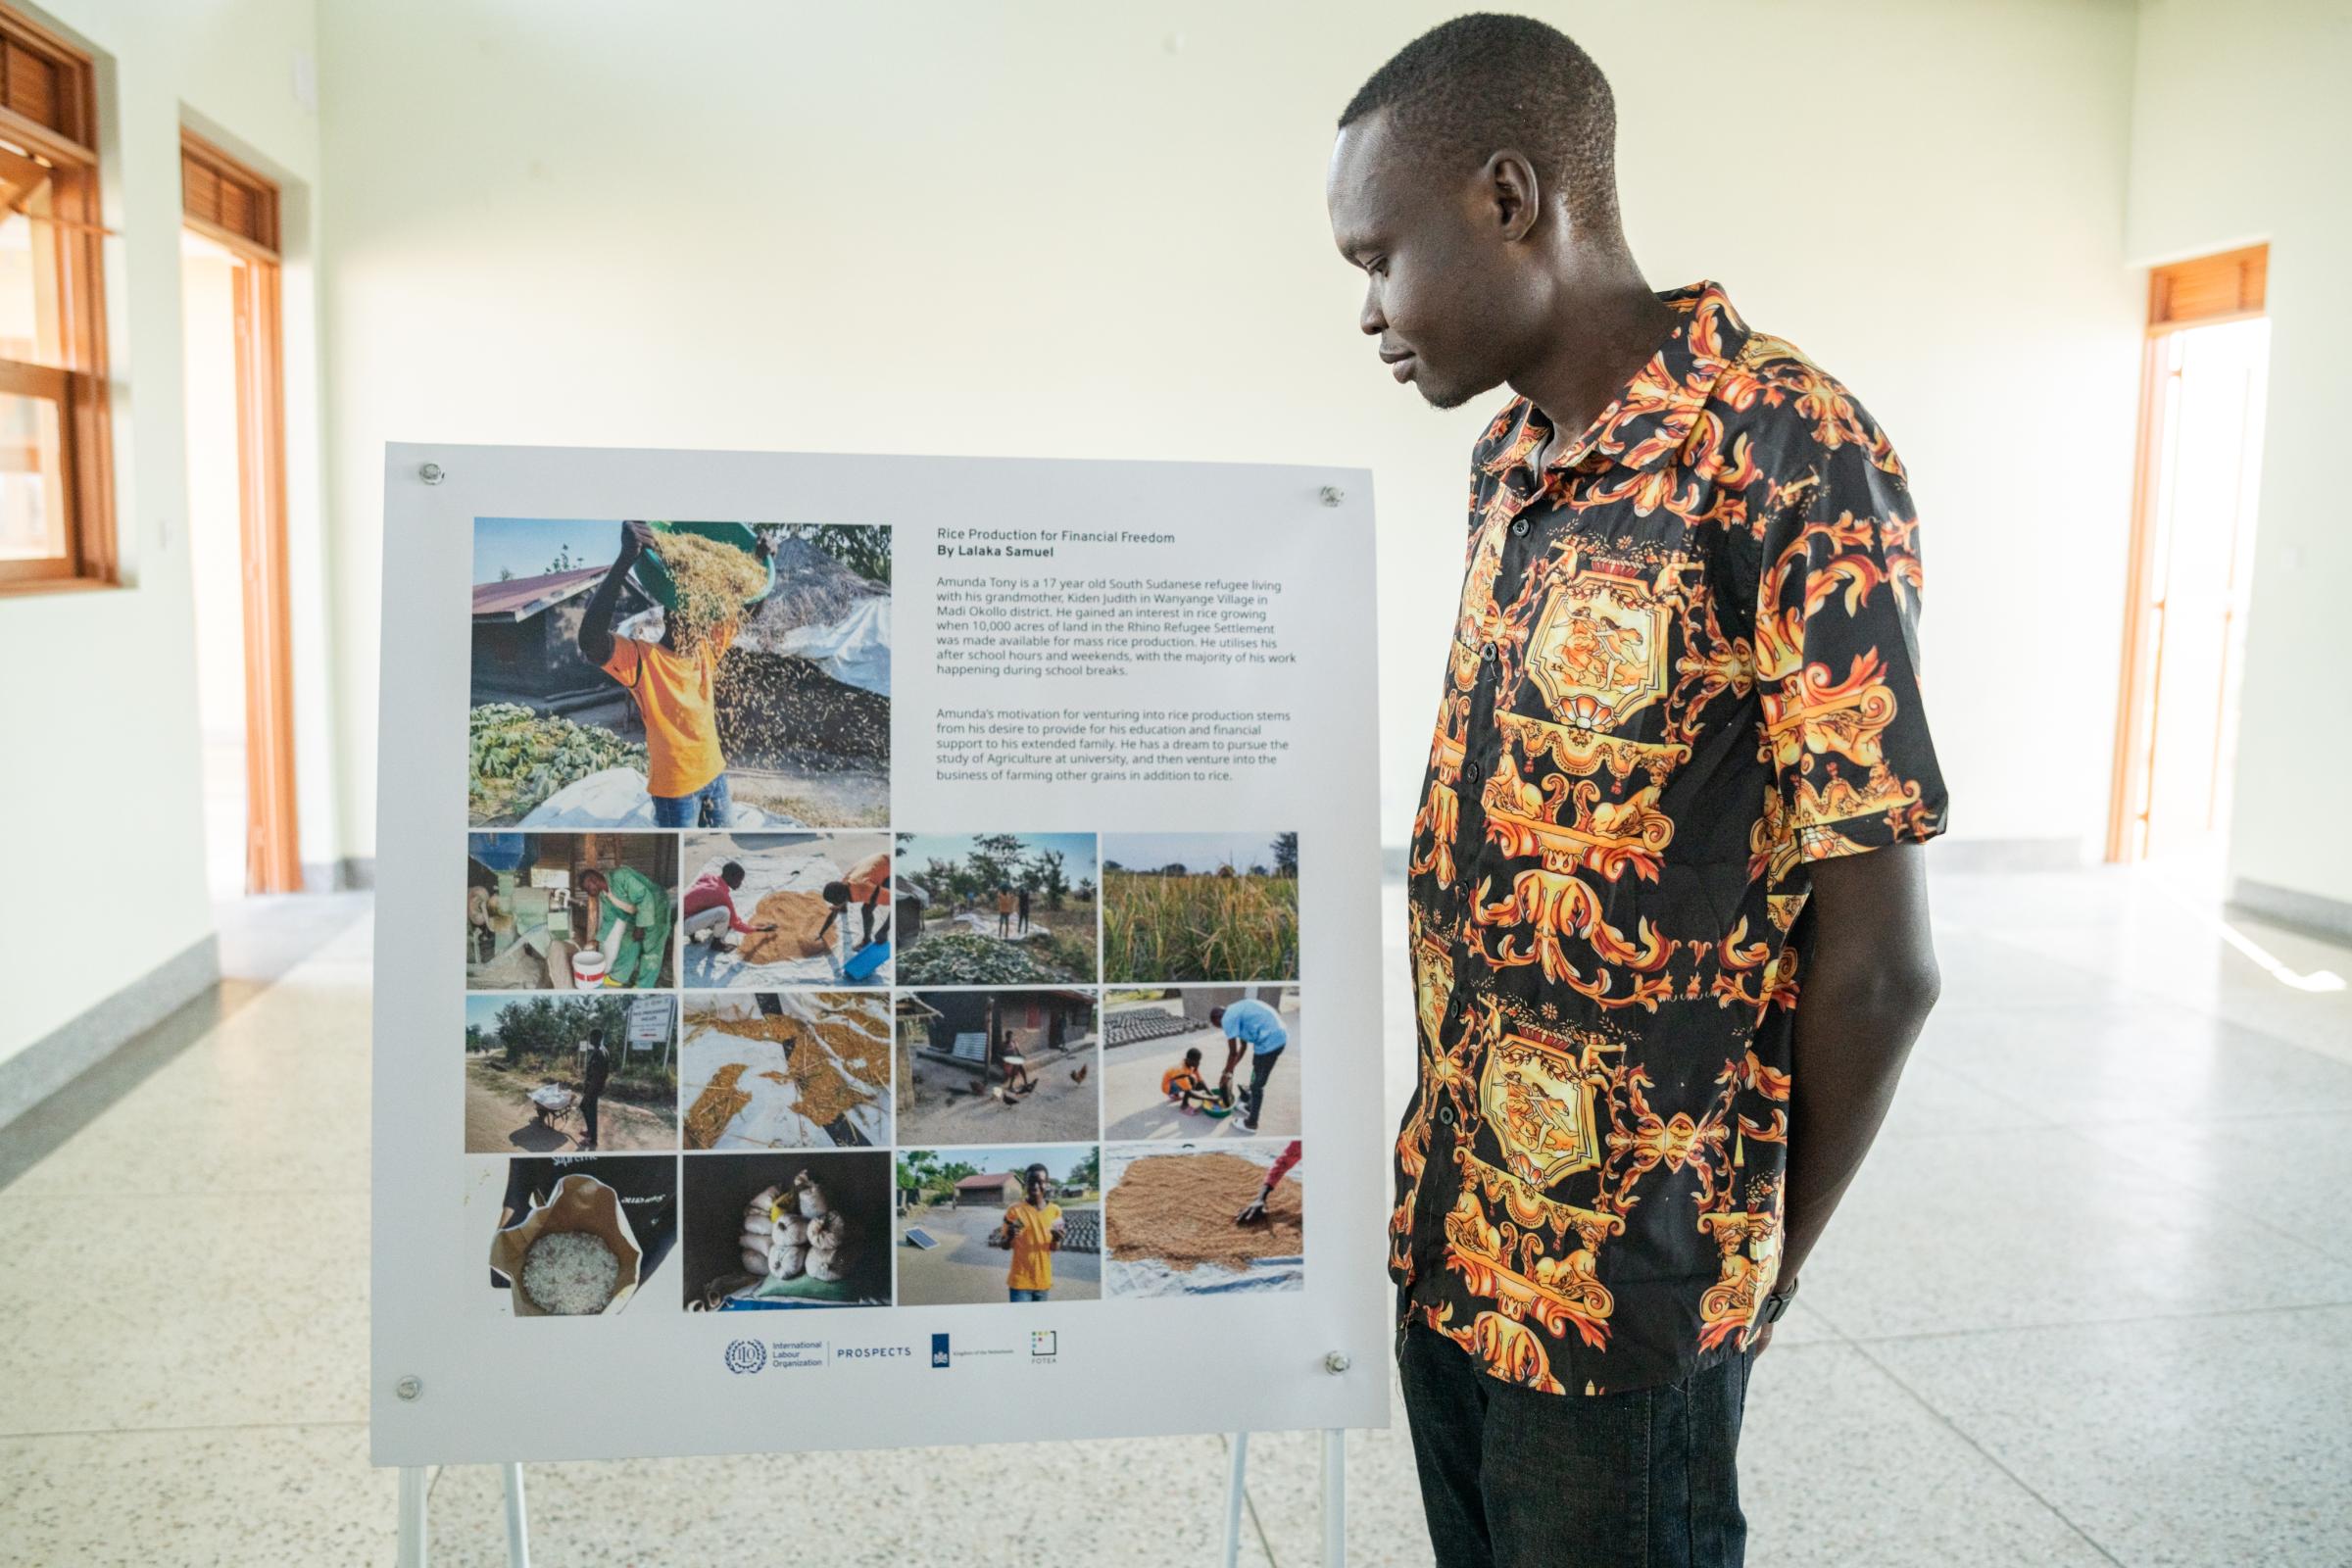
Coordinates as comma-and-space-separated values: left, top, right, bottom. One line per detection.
993, 1164, 1066, 1302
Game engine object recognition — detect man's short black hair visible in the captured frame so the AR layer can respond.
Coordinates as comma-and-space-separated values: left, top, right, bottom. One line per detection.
721, 860, 745, 887
1339, 13, 1619, 230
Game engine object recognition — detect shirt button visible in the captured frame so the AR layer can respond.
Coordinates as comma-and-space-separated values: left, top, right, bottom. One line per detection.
1479, 642, 1497, 664
1438, 1105, 1456, 1126
1510, 516, 1530, 538
1463, 760, 1483, 785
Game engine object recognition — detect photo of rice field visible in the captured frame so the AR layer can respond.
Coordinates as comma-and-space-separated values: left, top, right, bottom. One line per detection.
1101, 832, 1298, 983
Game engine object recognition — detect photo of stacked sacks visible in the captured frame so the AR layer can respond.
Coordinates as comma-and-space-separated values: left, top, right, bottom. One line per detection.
679, 1151, 894, 1310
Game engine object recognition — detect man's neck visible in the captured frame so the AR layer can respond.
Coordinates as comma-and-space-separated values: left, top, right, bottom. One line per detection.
1510, 263, 1679, 467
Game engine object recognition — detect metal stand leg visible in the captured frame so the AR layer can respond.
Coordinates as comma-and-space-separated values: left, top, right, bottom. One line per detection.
1321, 1428, 1346, 1567
502, 1462, 531, 1567
396, 1466, 429, 1567
1222, 1432, 1250, 1568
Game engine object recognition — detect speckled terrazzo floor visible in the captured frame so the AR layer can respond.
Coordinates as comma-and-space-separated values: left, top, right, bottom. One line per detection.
2, 866, 2349, 1565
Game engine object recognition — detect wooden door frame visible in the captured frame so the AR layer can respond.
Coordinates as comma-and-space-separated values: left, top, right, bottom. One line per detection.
182, 130, 300, 894
2103, 243, 2268, 863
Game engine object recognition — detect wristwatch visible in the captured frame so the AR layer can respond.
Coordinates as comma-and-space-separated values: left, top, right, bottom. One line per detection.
1757, 1275, 1799, 1325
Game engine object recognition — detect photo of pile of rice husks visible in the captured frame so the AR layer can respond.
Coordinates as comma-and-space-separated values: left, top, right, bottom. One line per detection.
467, 518, 891, 829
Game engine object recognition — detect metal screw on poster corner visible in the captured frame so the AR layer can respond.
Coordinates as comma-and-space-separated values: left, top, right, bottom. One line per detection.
1220, 1351, 1352, 1568
394, 1375, 530, 1568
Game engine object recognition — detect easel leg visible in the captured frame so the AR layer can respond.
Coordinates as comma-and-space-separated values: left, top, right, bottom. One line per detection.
396, 1466, 429, 1567
502, 1462, 531, 1567
1321, 1428, 1346, 1567
1223, 1431, 1250, 1568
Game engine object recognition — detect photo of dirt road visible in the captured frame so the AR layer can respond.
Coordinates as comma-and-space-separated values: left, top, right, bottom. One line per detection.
464, 993, 677, 1152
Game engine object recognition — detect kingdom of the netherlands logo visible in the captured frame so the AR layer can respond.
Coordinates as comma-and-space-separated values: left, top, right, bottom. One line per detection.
724, 1339, 766, 1375
930, 1332, 951, 1368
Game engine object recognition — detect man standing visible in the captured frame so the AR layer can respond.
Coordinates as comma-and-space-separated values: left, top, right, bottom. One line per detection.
577, 520, 771, 828
1210, 999, 1290, 1134
578, 1033, 611, 1152
576, 864, 672, 990
1328, 18, 1945, 1566
991, 1162, 1066, 1302
817, 850, 892, 962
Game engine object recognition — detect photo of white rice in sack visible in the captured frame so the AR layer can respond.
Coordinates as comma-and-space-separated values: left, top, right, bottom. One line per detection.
488, 1171, 646, 1316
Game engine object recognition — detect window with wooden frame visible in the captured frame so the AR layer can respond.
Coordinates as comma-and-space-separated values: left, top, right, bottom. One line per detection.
0, 8, 110, 592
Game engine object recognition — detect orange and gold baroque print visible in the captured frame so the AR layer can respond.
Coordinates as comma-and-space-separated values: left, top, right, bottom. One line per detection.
1395, 282, 1947, 1397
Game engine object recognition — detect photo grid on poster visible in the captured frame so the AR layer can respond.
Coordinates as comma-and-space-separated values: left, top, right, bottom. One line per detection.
461, 519, 1306, 1319
466, 517, 895, 1318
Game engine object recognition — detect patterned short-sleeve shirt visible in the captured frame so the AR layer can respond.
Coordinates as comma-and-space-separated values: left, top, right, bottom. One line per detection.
1396, 281, 1948, 1396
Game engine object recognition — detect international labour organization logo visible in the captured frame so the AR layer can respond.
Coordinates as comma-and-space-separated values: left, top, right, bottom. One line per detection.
724, 1339, 766, 1375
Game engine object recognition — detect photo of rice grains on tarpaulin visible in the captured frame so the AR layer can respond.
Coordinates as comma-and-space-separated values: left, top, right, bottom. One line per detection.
679, 991, 890, 1151
680, 832, 894, 987
1101, 1140, 1302, 1297
466, 518, 889, 830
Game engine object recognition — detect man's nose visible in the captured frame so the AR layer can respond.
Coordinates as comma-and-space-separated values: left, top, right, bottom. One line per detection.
1359, 288, 1386, 337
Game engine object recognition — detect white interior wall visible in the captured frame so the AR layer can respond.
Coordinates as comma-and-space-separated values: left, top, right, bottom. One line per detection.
2125, 0, 2352, 907
0, 0, 326, 1070
317, 0, 2146, 863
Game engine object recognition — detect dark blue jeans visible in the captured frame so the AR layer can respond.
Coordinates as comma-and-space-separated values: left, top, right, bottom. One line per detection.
653, 771, 730, 828
1398, 1321, 1751, 1568
1243, 1046, 1284, 1125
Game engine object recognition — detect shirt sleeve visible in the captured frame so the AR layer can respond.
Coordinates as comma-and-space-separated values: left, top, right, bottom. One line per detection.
1753, 428, 1948, 867
600, 635, 644, 686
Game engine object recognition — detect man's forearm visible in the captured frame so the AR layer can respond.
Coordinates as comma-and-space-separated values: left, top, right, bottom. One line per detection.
576, 553, 634, 665
1778, 956, 1938, 1286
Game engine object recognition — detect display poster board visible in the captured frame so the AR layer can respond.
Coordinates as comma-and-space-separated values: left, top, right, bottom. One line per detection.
372, 444, 1388, 1465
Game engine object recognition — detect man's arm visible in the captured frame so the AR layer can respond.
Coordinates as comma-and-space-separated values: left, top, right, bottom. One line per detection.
577, 520, 655, 667
1777, 842, 1939, 1294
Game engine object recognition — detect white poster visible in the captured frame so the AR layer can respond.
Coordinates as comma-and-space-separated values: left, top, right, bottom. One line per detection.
374, 443, 1386, 1465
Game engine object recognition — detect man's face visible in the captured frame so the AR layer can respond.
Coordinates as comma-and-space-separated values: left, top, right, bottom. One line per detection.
579, 871, 607, 898
1326, 111, 1540, 411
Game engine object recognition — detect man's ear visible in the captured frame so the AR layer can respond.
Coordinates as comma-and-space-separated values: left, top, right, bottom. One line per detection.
1483, 149, 1543, 243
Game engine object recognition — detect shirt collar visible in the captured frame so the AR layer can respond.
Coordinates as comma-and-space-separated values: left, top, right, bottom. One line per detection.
1479, 280, 1750, 489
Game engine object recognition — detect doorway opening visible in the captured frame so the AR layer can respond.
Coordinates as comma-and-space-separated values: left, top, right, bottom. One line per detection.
2106, 244, 2270, 867
180, 131, 299, 897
